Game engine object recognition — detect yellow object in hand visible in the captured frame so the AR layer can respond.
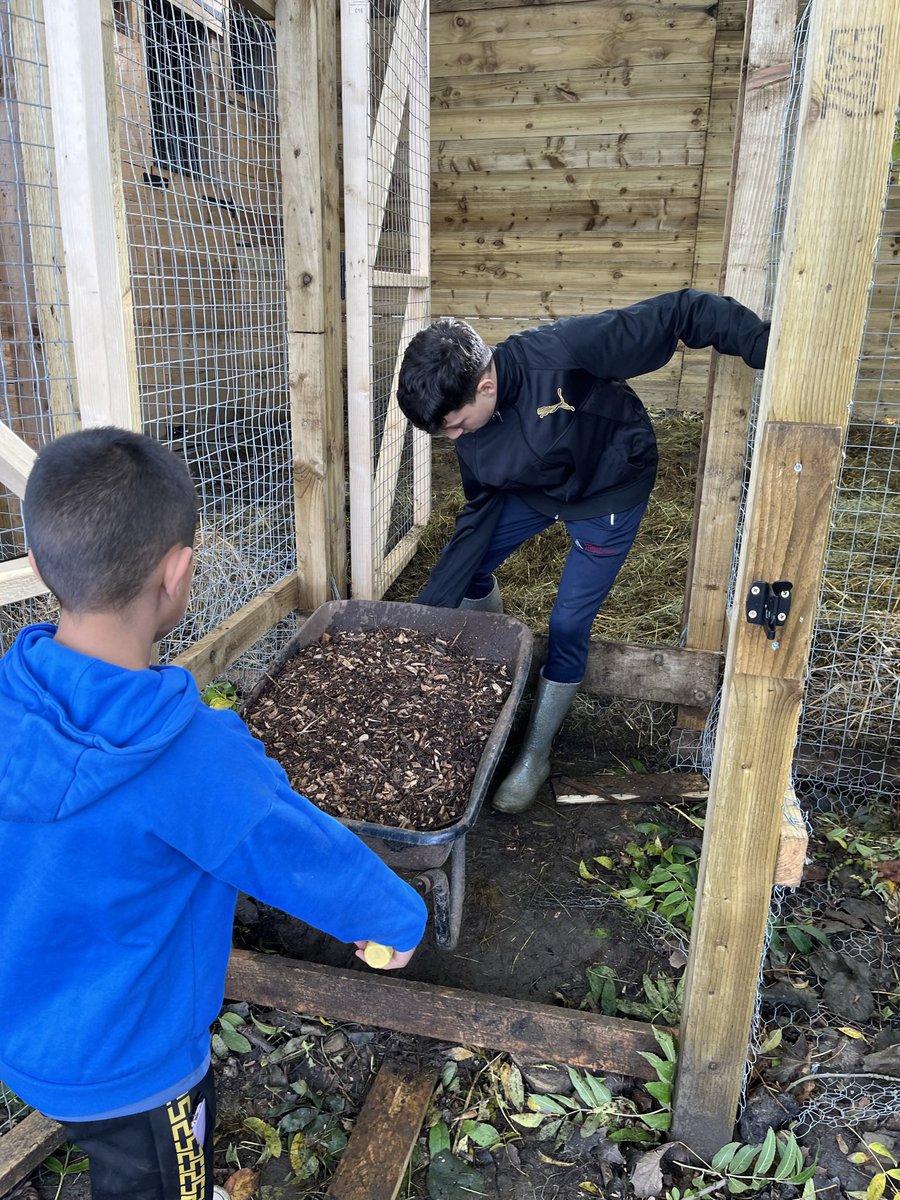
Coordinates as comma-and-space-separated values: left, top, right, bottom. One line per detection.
363, 941, 394, 968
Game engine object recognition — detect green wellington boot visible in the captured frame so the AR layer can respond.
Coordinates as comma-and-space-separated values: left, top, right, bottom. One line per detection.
459, 575, 503, 614
492, 672, 580, 814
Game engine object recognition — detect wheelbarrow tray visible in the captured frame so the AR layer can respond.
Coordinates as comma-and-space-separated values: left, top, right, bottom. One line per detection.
242, 599, 533, 871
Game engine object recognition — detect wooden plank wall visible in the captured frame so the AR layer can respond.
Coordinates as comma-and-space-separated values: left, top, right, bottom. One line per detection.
430, 0, 747, 411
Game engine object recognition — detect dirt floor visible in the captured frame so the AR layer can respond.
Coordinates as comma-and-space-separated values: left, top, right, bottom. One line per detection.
15, 723, 898, 1200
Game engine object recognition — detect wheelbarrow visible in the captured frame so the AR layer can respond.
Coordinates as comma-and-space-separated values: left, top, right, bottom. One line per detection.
244, 599, 533, 950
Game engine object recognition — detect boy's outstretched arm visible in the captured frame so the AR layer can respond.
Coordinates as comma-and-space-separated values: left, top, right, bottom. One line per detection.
154, 713, 428, 958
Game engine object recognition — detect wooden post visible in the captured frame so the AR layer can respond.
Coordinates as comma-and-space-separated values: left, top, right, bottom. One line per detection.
8, 0, 79, 437
673, 0, 900, 1155
678, 0, 796, 730
43, 0, 140, 430
276, 0, 346, 609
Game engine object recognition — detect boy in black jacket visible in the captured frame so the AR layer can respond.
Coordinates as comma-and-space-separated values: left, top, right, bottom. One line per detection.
397, 289, 768, 814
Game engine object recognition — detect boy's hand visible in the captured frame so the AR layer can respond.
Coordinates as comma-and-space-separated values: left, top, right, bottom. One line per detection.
354, 940, 417, 970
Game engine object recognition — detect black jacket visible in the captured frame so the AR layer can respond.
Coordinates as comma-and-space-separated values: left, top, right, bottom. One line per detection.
417, 289, 769, 608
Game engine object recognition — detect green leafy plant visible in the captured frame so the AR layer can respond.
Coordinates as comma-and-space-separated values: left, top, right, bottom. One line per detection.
42, 1145, 89, 1200
635, 1026, 678, 1133
232, 1079, 350, 1183
580, 824, 699, 932
767, 919, 830, 966
684, 1129, 816, 1196
200, 681, 241, 710
509, 1066, 621, 1147
821, 818, 900, 904
585, 965, 684, 1025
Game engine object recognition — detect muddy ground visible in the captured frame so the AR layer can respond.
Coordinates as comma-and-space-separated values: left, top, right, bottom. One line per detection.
15, 717, 899, 1200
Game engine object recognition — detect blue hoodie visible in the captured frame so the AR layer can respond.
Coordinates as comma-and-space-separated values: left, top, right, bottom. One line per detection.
0, 625, 427, 1121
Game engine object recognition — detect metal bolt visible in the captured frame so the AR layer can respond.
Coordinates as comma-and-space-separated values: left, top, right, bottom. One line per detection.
778, 612, 787, 621
748, 609, 758, 619
794, 462, 803, 473
780, 589, 790, 598
771, 640, 780, 650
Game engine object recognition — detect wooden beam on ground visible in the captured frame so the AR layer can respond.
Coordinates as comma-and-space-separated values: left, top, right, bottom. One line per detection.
0, 1111, 63, 1197
172, 574, 301, 689
43, 0, 140, 430
552, 772, 708, 806
277, 0, 346, 608
0, 557, 50, 607
226, 949, 663, 1080
532, 635, 721, 707
326, 1064, 438, 1200
673, 0, 900, 1157
678, 0, 796, 732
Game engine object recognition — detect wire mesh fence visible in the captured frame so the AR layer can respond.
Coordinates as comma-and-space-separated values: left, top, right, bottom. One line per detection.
343, 0, 431, 599
115, 0, 296, 676
0, 0, 77, 655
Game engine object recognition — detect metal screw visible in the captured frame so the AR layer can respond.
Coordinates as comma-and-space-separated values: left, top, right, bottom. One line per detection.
771, 641, 780, 650
748, 609, 758, 619
794, 462, 803, 473
780, 589, 790, 598
778, 612, 787, 621
751, 585, 760, 595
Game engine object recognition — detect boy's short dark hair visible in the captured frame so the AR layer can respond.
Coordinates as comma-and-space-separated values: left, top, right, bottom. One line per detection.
397, 318, 492, 434
24, 427, 198, 613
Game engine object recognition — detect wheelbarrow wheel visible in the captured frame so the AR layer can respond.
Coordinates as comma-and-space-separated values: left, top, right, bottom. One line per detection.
416, 837, 466, 951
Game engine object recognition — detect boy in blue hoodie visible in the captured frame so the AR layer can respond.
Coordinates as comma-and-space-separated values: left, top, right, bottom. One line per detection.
0, 427, 427, 1200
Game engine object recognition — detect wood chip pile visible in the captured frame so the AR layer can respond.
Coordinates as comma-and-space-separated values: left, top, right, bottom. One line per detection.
244, 628, 512, 831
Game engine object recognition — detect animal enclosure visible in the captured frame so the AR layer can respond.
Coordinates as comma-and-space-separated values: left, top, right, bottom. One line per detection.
0, 0, 898, 1186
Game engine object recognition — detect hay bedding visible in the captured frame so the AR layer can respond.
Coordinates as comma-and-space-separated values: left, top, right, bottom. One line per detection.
244, 628, 511, 830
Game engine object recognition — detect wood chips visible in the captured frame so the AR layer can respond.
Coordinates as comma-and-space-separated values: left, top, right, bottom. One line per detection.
243, 627, 512, 831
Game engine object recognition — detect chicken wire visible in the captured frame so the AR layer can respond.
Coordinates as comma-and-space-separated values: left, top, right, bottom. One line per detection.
685, 2, 900, 1130
115, 0, 296, 676
343, 0, 431, 600
718, 0, 899, 810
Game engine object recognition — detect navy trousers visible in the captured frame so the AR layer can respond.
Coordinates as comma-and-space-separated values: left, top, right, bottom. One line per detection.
466, 495, 648, 683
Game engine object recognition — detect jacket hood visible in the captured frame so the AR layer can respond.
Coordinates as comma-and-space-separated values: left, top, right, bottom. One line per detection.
0, 624, 199, 823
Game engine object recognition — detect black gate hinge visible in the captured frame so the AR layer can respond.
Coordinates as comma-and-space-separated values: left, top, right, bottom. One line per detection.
745, 580, 793, 641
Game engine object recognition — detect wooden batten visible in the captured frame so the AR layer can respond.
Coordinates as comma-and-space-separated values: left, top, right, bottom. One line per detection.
0, 557, 49, 606
43, 0, 140, 431
276, 0, 345, 608
9, 0, 79, 436
773, 788, 807, 888
679, 0, 797, 718
673, 0, 900, 1156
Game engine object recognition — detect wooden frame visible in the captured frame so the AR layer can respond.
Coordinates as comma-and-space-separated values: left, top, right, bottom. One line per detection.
342, 0, 432, 600
678, 0, 798, 730
673, 0, 900, 1153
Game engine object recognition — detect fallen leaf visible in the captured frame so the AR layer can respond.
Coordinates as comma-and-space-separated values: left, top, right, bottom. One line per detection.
874, 859, 900, 884
630, 1141, 680, 1199
222, 1167, 259, 1200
